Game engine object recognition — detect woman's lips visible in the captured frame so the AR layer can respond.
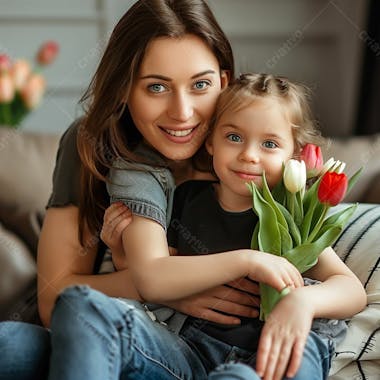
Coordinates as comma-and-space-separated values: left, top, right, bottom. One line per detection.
159, 124, 199, 143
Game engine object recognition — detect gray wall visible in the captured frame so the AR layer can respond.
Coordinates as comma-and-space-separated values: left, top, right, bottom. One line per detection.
0, 0, 368, 137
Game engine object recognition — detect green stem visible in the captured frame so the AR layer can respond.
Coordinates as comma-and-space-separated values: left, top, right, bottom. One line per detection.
288, 192, 295, 219
306, 205, 328, 243
0, 103, 13, 125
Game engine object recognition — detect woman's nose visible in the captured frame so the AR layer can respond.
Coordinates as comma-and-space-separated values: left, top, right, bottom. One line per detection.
167, 91, 194, 121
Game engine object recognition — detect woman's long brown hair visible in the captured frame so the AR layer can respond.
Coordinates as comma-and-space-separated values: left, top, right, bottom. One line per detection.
77, 0, 235, 246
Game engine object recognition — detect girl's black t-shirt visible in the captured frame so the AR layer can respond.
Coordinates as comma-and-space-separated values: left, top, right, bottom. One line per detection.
167, 180, 263, 351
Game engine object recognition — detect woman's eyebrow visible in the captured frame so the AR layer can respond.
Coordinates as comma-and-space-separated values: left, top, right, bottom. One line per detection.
140, 69, 217, 81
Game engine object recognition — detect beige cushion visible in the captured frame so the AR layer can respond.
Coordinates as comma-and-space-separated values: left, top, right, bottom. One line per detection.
322, 134, 380, 202
329, 203, 380, 379
0, 127, 60, 214
0, 223, 36, 315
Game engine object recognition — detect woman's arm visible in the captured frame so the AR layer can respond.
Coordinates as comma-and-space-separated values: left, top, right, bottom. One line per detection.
37, 206, 141, 327
121, 215, 303, 302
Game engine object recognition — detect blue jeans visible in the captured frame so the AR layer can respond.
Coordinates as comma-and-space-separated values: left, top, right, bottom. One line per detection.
0, 321, 50, 380
48, 285, 333, 380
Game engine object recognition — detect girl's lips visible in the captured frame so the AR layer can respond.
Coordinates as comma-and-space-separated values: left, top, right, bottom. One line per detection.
234, 171, 262, 180
159, 124, 200, 144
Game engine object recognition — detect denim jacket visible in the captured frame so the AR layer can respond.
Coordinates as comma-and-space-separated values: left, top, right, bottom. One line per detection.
107, 144, 187, 333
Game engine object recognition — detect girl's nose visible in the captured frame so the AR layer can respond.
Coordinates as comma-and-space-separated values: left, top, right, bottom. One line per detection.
238, 145, 260, 163
168, 91, 194, 121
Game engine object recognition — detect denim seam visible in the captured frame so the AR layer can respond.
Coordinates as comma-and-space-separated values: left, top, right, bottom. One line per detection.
59, 290, 120, 380
131, 343, 185, 380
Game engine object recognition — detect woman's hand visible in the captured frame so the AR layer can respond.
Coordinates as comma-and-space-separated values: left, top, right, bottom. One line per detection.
256, 289, 314, 380
248, 251, 304, 292
100, 202, 132, 270
165, 278, 260, 324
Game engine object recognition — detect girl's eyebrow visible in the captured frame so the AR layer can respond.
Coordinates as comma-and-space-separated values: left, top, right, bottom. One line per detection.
140, 69, 217, 81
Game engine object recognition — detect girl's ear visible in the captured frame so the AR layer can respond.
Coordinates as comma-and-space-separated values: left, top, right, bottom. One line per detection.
220, 70, 230, 90
205, 136, 214, 156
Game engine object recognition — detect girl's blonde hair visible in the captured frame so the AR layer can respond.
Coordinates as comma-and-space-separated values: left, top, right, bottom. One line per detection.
209, 73, 324, 156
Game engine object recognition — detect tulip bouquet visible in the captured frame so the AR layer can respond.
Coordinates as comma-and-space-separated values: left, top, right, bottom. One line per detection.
0, 41, 59, 127
247, 144, 362, 321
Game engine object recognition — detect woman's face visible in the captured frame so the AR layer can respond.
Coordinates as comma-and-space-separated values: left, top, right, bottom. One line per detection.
127, 34, 228, 161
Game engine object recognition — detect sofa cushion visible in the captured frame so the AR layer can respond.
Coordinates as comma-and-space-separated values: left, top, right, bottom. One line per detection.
329, 203, 380, 379
0, 223, 36, 320
0, 128, 59, 215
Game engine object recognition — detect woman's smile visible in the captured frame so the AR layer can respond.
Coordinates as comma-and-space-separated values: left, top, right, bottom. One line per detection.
127, 34, 228, 161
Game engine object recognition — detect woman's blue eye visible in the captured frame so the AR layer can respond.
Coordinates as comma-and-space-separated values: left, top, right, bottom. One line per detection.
194, 80, 210, 90
263, 140, 277, 149
227, 134, 242, 142
148, 84, 166, 93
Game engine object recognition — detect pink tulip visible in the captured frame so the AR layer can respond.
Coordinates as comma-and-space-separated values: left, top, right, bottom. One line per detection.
0, 54, 11, 72
36, 41, 59, 65
300, 144, 324, 178
10, 59, 31, 90
20, 73, 46, 109
0, 73, 15, 102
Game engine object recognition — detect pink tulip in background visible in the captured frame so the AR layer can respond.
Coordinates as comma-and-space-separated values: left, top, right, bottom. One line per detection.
0, 74, 15, 103
36, 41, 59, 66
0, 41, 59, 127
20, 74, 46, 109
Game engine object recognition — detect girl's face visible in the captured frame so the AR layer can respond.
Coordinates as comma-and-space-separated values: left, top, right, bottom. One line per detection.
128, 34, 228, 161
206, 98, 295, 209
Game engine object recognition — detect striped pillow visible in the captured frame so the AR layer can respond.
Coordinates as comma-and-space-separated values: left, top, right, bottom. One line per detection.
329, 203, 380, 379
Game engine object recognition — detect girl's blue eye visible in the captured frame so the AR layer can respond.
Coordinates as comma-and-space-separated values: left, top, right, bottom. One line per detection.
227, 134, 242, 143
263, 140, 278, 149
194, 80, 210, 90
148, 84, 166, 93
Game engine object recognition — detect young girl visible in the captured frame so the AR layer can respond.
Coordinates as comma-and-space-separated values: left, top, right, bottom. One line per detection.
165, 73, 367, 379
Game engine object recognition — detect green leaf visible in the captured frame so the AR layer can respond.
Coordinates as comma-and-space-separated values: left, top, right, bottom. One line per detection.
303, 176, 322, 212
276, 203, 301, 246
322, 203, 357, 229
294, 191, 303, 227
259, 283, 283, 321
262, 172, 288, 229
300, 196, 318, 243
251, 223, 259, 250
346, 168, 363, 197
251, 183, 281, 255
271, 178, 286, 205
279, 223, 293, 254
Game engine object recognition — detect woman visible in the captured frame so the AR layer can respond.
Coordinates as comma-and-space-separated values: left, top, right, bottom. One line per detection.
0, 1, 259, 379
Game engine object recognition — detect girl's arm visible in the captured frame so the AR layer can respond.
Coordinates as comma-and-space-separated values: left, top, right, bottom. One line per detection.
37, 205, 260, 327
37, 206, 142, 327
121, 215, 304, 302
255, 247, 367, 380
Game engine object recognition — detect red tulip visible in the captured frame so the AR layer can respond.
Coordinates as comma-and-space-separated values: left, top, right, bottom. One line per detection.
36, 41, 59, 65
317, 171, 348, 206
300, 144, 323, 177
0, 54, 11, 72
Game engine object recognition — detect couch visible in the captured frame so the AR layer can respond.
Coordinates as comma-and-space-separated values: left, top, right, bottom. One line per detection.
0, 127, 379, 378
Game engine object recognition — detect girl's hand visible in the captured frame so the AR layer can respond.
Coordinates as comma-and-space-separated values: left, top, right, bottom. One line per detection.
100, 202, 132, 269
248, 251, 304, 292
256, 290, 314, 380
165, 278, 260, 324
